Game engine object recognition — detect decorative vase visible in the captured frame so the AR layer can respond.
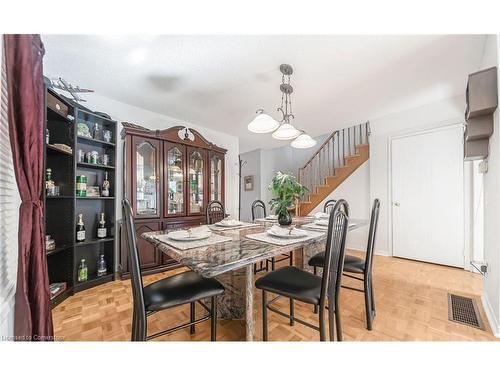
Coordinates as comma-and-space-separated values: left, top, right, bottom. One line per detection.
278, 210, 292, 226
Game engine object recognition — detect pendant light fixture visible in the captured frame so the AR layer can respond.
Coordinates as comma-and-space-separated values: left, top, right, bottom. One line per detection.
247, 109, 279, 133
247, 64, 317, 148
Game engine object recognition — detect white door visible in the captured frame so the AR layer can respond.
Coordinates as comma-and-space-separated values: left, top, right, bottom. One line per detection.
391, 126, 464, 268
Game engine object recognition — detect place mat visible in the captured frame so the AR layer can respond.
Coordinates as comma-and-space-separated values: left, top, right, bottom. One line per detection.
302, 221, 361, 232
245, 229, 324, 246
302, 222, 330, 231
150, 232, 232, 250
208, 222, 261, 231
254, 218, 278, 223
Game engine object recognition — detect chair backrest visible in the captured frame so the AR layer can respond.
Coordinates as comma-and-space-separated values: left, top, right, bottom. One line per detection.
364, 198, 380, 276
206, 200, 225, 224
319, 199, 349, 308
122, 199, 146, 327
323, 199, 337, 214
251, 199, 266, 220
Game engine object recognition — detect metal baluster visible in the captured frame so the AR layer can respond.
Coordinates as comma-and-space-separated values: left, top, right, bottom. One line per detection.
337, 133, 340, 167
359, 123, 362, 145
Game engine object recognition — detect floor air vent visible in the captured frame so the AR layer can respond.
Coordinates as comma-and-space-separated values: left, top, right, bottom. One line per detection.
447, 293, 484, 330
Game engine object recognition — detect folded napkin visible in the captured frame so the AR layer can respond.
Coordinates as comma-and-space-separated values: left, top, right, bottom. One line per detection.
217, 219, 242, 226
313, 212, 329, 219
170, 225, 211, 236
268, 225, 307, 237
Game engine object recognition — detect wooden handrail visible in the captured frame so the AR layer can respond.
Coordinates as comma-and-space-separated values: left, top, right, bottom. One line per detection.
300, 130, 339, 171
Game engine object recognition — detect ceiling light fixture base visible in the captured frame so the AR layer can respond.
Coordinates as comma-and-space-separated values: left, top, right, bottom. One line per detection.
279, 64, 293, 76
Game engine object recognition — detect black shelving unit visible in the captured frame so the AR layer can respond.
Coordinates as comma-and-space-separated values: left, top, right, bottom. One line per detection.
43, 86, 117, 308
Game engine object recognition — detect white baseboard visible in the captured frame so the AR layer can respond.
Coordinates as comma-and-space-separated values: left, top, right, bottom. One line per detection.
481, 294, 500, 338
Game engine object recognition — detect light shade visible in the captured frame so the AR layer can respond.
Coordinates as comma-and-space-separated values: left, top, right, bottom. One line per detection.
272, 123, 301, 140
247, 110, 279, 134
290, 133, 317, 149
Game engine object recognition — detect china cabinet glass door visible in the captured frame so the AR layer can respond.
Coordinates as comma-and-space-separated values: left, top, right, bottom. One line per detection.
210, 153, 223, 202
188, 147, 206, 215
165, 143, 185, 216
133, 137, 160, 218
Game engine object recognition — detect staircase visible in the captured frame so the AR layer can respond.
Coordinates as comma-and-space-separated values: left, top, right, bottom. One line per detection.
297, 122, 370, 216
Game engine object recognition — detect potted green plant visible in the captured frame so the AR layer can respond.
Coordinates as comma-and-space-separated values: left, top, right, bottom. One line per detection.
268, 171, 308, 226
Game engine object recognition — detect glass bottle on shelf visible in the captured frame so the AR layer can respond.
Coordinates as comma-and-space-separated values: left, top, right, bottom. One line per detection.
101, 171, 110, 197
78, 259, 88, 282
46, 168, 55, 196
76, 213, 86, 242
46, 128, 50, 144
93, 123, 102, 141
97, 213, 107, 238
76, 175, 87, 197
97, 254, 107, 277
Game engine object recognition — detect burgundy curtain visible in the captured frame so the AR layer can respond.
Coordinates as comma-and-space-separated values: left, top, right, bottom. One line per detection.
4, 34, 53, 340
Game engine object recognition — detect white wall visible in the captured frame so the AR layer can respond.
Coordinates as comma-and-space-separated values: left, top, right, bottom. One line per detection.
310, 161, 371, 252
479, 34, 500, 337
240, 149, 261, 221
369, 95, 465, 256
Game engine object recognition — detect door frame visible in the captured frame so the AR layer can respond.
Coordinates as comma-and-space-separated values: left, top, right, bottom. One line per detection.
388, 123, 469, 269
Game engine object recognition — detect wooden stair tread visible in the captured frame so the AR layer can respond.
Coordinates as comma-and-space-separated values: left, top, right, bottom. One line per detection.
298, 143, 370, 216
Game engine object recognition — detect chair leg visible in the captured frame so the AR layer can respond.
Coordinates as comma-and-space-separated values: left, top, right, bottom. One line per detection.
131, 308, 137, 341
289, 251, 294, 266
137, 314, 147, 341
363, 278, 373, 331
211, 296, 217, 341
289, 298, 295, 326
190, 302, 196, 334
328, 299, 335, 341
335, 298, 342, 341
262, 291, 268, 341
313, 267, 318, 314
370, 277, 376, 315
318, 305, 326, 341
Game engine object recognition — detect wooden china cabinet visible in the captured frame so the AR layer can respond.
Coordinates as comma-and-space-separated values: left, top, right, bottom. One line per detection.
120, 123, 226, 277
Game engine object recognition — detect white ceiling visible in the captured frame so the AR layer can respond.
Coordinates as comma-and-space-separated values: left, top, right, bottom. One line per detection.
41, 35, 486, 152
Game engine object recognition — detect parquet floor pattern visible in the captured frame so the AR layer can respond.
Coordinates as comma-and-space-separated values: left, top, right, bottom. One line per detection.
52, 251, 498, 341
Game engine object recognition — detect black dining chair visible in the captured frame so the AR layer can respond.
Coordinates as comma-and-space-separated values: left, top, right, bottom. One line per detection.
251, 199, 294, 273
206, 200, 225, 224
255, 200, 350, 341
324, 199, 337, 214
122, 198, 225, 341
308, 198, 380, 330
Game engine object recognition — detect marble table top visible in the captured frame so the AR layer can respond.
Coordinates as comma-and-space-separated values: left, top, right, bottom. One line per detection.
142, 218, 367, 278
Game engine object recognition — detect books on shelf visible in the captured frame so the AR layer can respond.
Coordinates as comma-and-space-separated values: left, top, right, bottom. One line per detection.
50, 282, 67, 300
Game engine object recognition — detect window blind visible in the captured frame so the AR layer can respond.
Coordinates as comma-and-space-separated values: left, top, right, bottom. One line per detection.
0, 37, 21, 338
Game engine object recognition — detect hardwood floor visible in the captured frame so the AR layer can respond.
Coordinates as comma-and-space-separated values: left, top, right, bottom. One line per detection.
52, 250, 498, 341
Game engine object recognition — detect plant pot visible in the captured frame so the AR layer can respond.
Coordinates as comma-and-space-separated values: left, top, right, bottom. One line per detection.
278, 210, 292, 226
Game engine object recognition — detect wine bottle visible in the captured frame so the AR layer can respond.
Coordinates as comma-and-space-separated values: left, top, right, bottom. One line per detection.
46, 168, 55, 196
97, 213, 107, 238
76, 213, 86, 242
78, 259, 88, 282
76, 175, 87, 197
101, 171, 110, 197
97, 254, 107, 277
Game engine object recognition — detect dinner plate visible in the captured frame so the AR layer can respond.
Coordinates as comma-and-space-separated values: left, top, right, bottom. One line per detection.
267, 227, 308, 239
215, 220, 243, 227
167, 230, 211, 241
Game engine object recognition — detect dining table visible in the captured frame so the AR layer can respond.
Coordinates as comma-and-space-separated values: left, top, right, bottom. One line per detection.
141, 216, 367, 341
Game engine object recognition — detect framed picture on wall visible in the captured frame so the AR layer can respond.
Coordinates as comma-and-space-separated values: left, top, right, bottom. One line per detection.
244, 175, 254, 191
